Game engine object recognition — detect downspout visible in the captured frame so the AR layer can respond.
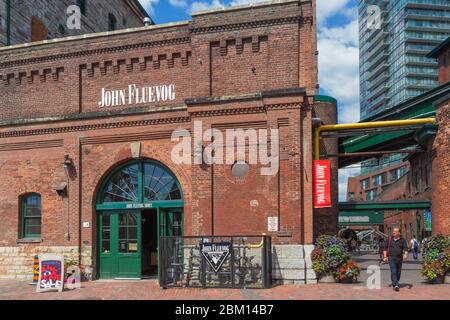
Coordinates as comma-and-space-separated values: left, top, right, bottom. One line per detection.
314, 118, 437, 160
6, 0, 11, 46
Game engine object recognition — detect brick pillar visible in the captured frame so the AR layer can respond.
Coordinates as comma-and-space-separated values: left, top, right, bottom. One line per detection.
431, 95, 450, 236
312, 98, 339, 238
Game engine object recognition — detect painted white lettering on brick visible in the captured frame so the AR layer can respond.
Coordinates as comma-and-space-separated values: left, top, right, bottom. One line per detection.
99, 84, 176, 108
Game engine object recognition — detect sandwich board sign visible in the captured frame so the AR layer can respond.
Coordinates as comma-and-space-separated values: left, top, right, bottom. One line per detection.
200, 241, 231, 273
36, 254, 65, 293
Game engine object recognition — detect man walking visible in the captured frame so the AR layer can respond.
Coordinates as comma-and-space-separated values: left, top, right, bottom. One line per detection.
410, 235, 419, 260
383, 228, 408, 291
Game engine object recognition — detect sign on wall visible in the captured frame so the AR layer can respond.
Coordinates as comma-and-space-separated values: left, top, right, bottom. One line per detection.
98, 84, 176, 108
36, 254, 65, 293
313, 160, 332, 208
200, 241, 232, 273
268, 217, 279, 232
425, 210, 432, 232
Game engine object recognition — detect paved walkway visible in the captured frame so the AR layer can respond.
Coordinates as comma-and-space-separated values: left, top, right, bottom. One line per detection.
352, 251, 426, 286
1, 252, 448, 300
0, 279, 448, 300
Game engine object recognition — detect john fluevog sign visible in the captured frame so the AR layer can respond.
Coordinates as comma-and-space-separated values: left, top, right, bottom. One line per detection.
200, 241, 232, 273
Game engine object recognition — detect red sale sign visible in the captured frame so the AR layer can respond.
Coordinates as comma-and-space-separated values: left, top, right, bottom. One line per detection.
313, 160, 332, 208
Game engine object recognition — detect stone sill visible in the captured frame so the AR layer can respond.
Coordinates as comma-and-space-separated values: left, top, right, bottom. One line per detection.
16, 239, 42, 244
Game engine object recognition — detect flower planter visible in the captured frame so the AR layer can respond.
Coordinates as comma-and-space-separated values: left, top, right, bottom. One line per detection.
338, 276, 357, 284
426, 276, 445, 284
445, 275, 450, 284
319, 275, 336, 283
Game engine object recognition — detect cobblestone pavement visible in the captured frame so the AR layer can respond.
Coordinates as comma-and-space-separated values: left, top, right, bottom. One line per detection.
0, 279, 448, 300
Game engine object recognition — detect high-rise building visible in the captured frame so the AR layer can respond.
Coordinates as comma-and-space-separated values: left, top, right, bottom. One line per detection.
0, 0, 151, 47
359, 0, 450, 120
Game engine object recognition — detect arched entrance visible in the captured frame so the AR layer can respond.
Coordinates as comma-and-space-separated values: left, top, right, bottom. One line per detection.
96, 159, 184, 279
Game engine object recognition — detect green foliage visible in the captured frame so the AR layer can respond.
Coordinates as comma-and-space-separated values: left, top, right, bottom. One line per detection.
312, 235, 357, 280
421, 261, 446, 281
64, 258, 79, 269
335, 259, 360, 280
421, 234, 450, 281
311, 248, 327, 277
425, 235, 449, 252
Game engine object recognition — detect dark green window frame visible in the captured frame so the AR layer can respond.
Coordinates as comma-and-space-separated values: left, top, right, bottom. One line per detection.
20, 193, 42, 239
96, 159, 184, 211
108, 13, 117, 31
77, 0, 87, 16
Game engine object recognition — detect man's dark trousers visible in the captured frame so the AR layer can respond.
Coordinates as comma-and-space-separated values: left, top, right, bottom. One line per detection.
388, 258, 403, 287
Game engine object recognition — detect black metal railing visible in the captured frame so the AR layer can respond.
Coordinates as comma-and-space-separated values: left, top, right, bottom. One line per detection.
159, 235, 272, 289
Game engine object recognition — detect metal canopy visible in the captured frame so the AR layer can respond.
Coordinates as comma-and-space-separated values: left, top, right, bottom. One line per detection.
339, 200, 432, 211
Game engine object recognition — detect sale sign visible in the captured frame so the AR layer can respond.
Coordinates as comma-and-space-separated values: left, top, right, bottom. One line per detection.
36, 254, 65, 293
313, 160, 332, 208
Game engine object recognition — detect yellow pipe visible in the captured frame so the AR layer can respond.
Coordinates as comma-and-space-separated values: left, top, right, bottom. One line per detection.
314, 118, 436, 160
248, 234, 266, 249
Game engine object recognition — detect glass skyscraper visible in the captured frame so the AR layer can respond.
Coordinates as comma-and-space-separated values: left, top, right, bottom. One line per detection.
359, 0, 450, 120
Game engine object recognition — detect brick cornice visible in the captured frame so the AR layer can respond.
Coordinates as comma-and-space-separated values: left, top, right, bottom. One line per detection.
0, 139, 63, 151
0, 117, 191, 139
189, 103, 302, 117
191, 16, 304, 34
0, 37, 191, 69
80, 130, 182, 145
0, 103, 302, 138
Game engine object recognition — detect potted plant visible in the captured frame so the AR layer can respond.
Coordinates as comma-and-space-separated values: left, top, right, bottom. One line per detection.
442, 247, 450, 284
421, 235, 450, 284
335, 259, 360, 283
312, 235, 358, 283
311, 248, 334, 283
64, 258, 79, 285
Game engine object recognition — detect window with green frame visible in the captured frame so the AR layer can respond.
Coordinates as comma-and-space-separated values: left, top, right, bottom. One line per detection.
20, 193, 42, 239
77, 0, 87, 16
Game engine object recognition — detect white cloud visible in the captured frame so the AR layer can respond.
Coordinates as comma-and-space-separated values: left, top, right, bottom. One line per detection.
230, 0, 267, 6
316, 0, 351, 27
189, 0, 267, 14
318, 16, 360, 124
138, 0, 160, 14
169, 0, 188, 8
316, 0, 362, 200
190, 0, 225, 13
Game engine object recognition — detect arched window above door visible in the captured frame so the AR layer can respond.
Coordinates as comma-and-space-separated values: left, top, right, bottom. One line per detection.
98, 160, 182, 208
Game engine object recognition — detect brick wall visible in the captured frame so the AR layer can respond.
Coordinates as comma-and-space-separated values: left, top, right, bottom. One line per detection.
312, 99, 339, 238
0, 0, 330, 279
1, 0, 145, 46
432, 96, 450, 236
346, 162, 410, 202
437, 48, 450, 85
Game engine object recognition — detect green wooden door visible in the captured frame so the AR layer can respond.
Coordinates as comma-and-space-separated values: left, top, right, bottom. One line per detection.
99, 212, 114, 279
159, 208, 183, 237
99, 211, 141, 279
157, 208, 184, 280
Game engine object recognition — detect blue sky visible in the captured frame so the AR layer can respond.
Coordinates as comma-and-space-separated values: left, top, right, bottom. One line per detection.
138, 0, 360, 124
139, 0, 362, 199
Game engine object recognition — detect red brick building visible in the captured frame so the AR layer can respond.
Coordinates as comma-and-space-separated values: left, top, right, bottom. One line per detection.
346, 162, 409, 202
374, 38, 450, 240
0, 0, 337, 284
428, 37, 450, 237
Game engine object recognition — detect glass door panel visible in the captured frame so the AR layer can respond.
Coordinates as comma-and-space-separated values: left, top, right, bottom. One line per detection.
116, 211, 141, 278
99, 213, 115, 279
99, 211, 141, 279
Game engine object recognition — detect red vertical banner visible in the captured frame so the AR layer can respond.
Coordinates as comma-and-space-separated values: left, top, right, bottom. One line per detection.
313, 160, 332, 209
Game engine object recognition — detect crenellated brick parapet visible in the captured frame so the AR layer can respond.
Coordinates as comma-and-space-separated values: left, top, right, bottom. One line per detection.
0, 0, 317, 123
